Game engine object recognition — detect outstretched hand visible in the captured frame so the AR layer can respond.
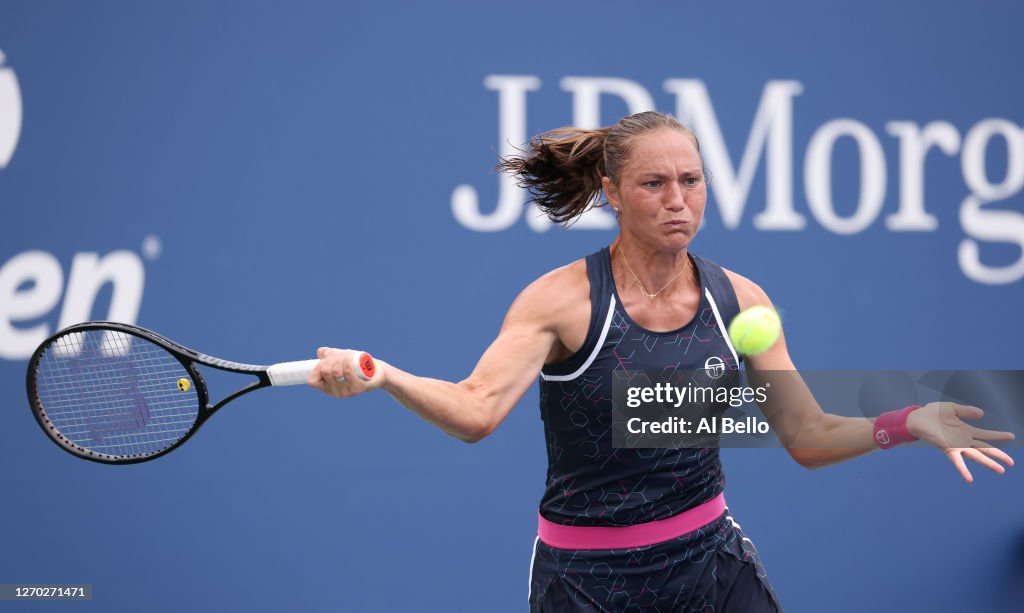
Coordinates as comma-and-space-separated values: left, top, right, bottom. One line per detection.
906, 402, 1015, 482
307, 347, 386, 398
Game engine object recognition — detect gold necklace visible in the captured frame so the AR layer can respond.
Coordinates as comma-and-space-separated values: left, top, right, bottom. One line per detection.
619, 247, 690, 301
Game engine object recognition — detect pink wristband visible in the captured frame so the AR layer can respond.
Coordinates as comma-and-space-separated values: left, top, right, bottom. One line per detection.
873, 405, 921, 449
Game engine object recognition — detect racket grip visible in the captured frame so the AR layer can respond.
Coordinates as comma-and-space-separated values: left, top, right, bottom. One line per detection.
267, 352, 376, 386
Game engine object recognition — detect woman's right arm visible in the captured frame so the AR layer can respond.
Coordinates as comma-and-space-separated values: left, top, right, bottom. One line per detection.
307, 264, 586, 443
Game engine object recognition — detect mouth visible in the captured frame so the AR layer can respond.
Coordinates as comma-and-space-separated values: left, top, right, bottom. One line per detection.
663, 220, 689, 229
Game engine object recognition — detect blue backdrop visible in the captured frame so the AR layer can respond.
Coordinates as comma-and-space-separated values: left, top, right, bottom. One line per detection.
1, 1, 1022, 611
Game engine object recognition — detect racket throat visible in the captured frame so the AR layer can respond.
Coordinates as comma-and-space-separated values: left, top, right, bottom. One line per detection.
206, 380, 270, 415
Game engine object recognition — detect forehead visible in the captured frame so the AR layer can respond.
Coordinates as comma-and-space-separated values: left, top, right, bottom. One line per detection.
622, 129, 702, 174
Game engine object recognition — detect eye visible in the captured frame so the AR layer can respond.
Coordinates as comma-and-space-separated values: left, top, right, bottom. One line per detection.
683, 177, 700, 187
643, 180, 661, 189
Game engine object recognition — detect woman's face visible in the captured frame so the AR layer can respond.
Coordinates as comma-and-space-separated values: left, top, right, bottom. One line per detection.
604, 128, 706, 252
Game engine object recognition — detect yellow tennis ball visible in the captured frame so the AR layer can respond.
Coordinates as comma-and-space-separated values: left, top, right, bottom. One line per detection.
728, 306, 781, 356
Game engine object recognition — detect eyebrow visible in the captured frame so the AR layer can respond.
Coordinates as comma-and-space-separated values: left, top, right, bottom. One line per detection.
637, 170, 703, 179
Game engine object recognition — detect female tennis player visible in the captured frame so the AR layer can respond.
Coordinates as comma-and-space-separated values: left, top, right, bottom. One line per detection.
307, 111, 1015, 612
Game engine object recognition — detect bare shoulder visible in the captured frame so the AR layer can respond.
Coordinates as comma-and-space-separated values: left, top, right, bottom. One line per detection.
507, 258, 590, 329
722, 266, 795, 369
722, 267, 774, 311
500, 258, 591, 362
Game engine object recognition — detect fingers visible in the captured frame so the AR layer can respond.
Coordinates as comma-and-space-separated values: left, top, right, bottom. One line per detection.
323, 350, 348, 381
306, 365, 326, 390
933, 403, 1017, 446
944, 445, 1014, 482
322, 351, 352, 396
971, 444, 1015, 467
340, 349, 356, 382
969, 428, 1016, 442
946, 449, 974, 483
961, 447, 1008, 474
950, 404, 983, 420
307, 347, 374, 399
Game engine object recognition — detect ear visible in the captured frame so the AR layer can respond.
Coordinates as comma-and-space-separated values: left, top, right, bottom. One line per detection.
602, 176, 620, 209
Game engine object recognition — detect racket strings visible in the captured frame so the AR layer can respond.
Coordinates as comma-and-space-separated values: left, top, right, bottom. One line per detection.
33, 330, 199, 459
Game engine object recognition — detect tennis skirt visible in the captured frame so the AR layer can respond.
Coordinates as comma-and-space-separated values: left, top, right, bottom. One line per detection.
528, 509, 782, 612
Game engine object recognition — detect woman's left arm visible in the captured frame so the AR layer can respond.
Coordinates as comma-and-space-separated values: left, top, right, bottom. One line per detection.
724, 270, 1015, 481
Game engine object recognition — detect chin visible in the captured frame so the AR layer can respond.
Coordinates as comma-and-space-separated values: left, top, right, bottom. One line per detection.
658, 234, 693, 253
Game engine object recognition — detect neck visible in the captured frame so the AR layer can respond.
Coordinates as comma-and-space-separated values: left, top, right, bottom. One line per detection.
612, 238, 692, 299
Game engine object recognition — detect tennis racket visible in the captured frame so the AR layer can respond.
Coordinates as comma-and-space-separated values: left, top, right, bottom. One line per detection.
25, 321, 375, 464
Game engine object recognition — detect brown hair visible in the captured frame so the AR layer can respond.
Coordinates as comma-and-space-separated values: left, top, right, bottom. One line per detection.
496, 111, 701, 224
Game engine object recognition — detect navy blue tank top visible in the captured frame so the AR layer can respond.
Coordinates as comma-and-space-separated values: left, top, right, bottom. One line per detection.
538, 246, 743, 527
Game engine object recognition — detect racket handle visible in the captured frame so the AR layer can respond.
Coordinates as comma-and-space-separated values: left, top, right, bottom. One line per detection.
267, 352, 376, 386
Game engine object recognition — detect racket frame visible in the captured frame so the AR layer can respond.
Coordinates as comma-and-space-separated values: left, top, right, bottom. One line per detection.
26, 321, 274, 465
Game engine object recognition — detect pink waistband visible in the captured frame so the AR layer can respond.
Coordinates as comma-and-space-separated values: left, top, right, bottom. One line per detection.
537, 493, 726, 550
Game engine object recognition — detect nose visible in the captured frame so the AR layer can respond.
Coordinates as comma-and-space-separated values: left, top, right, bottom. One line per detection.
663, 181, 685, 211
